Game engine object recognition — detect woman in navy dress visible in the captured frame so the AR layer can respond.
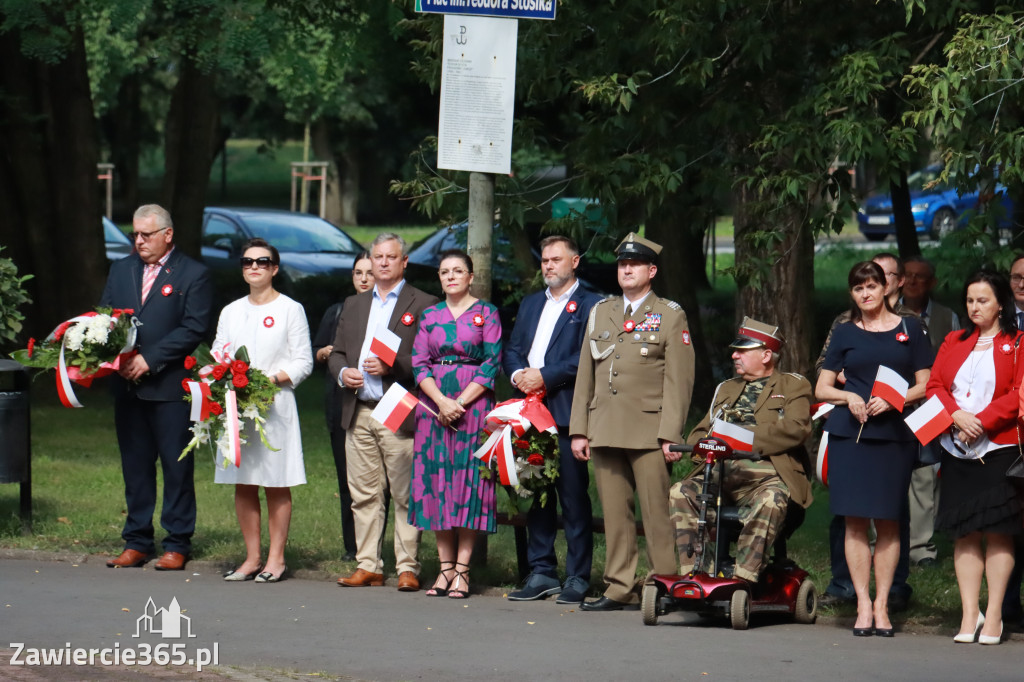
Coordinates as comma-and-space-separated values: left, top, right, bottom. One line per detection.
816, 261, 932, 637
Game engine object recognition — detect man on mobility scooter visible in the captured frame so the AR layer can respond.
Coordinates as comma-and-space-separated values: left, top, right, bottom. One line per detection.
645, 318, 816, 628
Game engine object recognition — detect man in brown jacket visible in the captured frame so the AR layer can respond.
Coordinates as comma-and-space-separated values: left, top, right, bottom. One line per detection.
670, 318, 812, 583
328, 233, 438, 591
570, 233, 695, 611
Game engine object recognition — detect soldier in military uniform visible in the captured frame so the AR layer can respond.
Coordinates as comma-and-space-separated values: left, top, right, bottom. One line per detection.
570, 232, 695, 611
670, 318, 812, 583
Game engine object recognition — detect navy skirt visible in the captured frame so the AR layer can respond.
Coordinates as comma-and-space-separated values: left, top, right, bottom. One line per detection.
828, 434, 916, 520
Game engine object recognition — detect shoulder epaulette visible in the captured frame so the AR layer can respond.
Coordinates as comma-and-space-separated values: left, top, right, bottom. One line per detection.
784, 372, 808, 381
660, 298, 682, 310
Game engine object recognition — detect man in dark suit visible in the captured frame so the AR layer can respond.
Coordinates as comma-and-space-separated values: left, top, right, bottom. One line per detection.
100, 204, 213, 571
503, 236, 604, 604
328, 233, 438, 591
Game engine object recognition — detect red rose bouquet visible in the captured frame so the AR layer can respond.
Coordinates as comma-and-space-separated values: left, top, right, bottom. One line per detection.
475, 394, 560, 516
179, 343, 279, 467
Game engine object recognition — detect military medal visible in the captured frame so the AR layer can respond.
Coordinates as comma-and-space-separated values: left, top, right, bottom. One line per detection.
641, 346, 649, 357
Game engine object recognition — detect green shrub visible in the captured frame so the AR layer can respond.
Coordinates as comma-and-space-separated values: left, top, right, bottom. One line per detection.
0, 247, 32, 350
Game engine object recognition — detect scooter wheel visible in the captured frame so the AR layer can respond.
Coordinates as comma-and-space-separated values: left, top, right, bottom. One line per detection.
641, 584, 659, 626
730, 589, 750, 630
794, 578, 818, 624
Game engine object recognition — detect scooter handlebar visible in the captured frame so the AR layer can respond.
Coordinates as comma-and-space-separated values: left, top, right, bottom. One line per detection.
666, 440, 764, 461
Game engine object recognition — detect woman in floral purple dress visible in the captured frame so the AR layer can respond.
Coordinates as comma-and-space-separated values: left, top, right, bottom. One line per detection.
410, 249, 502, 599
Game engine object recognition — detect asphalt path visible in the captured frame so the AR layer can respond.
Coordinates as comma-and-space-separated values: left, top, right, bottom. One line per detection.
1, 554, 1021, 681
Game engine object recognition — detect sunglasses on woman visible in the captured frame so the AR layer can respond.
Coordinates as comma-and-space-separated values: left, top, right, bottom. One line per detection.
240, 257, 275, 269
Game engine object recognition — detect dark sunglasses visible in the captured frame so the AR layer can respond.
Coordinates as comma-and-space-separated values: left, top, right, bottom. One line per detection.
240, 257, 275, 269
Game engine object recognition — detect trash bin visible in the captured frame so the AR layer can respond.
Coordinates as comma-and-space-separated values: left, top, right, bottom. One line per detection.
0, 359, 30, 483
0, 358, 31, 531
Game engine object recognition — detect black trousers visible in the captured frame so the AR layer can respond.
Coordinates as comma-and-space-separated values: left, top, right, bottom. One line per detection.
114, 395, 195, 555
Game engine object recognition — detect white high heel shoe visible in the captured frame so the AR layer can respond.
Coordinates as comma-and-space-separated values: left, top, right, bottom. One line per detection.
979, 621, 1003, 645
953, 613, 984, 643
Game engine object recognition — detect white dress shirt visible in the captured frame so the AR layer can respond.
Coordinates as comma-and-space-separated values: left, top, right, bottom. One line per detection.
525, 280, 580, 370
338, 279, 406, 402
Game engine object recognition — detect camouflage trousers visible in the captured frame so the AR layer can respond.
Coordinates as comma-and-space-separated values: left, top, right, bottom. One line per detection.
668, 459, 789, 583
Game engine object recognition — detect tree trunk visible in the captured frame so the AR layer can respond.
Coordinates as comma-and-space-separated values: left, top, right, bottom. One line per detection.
891, 170, 921, 258
0, 22, 103, 336
733, 187, 816, 377
310, 119, 343, 224
161, 57, 220, 256
645, 200, 714, 413
339, 148, 361, 226
108, 73, 142, 218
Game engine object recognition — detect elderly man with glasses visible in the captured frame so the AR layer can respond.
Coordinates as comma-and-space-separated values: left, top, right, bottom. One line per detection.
100, 204, 214, 571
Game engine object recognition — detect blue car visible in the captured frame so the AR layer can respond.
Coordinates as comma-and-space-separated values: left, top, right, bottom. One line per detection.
857, 164, 1013, 241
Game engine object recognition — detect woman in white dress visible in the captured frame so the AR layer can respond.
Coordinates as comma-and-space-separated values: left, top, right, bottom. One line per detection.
215, 238, 312, 583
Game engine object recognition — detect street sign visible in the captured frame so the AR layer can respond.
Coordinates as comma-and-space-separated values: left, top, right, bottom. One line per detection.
416, 0, 555, 21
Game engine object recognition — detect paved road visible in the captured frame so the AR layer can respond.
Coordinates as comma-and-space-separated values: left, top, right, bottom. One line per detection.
1, 554, 1021, 681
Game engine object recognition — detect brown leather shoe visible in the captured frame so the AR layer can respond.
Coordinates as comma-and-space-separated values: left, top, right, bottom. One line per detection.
337, 568, 385, 587
397, 571, 420, 592
106, 549, 151, 568
153, 551, 188, 571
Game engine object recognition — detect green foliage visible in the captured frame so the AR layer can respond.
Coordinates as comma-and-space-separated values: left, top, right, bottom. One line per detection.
0, 247, 32, 348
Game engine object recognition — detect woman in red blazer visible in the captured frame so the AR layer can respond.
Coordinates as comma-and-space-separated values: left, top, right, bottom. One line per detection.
926, 270, 1024, 645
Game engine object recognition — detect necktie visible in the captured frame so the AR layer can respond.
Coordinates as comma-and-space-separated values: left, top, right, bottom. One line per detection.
141, 263, 160, 304
624, 304, 632, 321
1017, 311, 1024, 330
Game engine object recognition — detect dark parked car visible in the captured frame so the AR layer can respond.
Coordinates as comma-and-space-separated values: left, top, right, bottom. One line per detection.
104, 216, 133, 261
857, 164, 1013, 241
201, 207, 365, 323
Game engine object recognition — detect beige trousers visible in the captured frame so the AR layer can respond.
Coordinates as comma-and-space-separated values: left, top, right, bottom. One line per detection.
592, 446, 677, 603
346, 404, 421, 575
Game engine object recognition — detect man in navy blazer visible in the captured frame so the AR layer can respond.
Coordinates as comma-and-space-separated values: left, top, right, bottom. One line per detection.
100, 204, 213, 571
503, 235, 603, 603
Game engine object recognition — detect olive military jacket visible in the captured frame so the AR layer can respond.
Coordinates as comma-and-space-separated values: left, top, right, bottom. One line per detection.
569, 294, 695, 449
686, 371, 814, 508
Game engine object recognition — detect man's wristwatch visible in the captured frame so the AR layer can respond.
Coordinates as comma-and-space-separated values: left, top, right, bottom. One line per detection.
456, 397, 465, 406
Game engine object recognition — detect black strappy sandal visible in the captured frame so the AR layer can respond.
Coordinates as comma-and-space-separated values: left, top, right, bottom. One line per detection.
426, 561, 456, 597
448, 562, 471, 599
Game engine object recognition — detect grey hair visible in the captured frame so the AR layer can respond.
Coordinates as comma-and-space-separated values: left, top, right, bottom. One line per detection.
133, 204, 173, 230
371, 232, 407, 257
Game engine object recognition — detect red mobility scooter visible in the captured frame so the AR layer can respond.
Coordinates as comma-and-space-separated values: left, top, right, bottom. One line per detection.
641, 437, 817, 629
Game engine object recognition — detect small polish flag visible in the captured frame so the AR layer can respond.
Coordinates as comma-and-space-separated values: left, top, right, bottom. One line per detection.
904, 395, 953, 446
371, 383, 420, 433
811, 402, 834, 420
369, 325, 402, 367
710, 418, 755, 453
816, 432, 829, 487
871, 365, 909, 412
